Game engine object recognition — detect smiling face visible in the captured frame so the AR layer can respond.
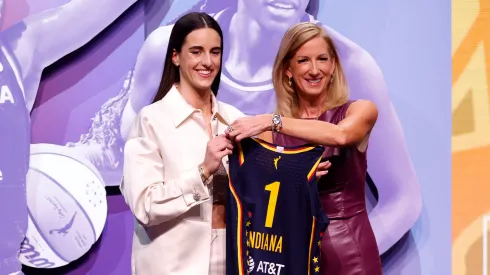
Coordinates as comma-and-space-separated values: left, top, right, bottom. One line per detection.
240, 0, 310, 31
172, 28, 222, 92
286, 36, 335, 99
273, 22, 348, 117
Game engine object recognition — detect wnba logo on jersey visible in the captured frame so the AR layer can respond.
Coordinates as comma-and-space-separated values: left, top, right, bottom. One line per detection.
273, 156, 281, 170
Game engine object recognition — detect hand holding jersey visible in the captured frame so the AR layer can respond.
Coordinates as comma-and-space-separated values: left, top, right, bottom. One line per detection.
225, 115, 271, 141
315, 160, 331, 178
200, 134, 235, 184
226, 114, 332, 179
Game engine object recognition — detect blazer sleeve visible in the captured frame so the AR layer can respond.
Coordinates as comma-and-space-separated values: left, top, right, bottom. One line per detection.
120, 109, 209, 227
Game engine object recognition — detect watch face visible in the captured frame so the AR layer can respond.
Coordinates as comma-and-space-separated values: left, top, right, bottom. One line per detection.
272, 116, 280, 124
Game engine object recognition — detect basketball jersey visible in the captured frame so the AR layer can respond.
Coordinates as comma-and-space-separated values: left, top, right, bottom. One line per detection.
226, 138, 329, 275
0, 37, 30, 183
213, 9, 318, 116
0, 36, 30, 273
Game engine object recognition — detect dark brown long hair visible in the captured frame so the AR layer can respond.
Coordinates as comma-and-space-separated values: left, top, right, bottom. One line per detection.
152, 12, 224, 103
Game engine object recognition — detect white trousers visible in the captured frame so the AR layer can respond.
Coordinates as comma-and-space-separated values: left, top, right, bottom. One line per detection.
209, 229, 226, 275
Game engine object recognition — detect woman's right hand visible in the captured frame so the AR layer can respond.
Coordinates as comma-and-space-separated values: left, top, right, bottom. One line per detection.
201, 134, 234, 179
316, 160, 331, 178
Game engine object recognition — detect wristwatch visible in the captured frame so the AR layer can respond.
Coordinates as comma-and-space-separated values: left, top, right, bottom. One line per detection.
271, 113, 283, 133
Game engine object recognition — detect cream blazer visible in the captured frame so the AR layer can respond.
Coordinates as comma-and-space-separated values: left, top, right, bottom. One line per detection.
120, 86, 245, 275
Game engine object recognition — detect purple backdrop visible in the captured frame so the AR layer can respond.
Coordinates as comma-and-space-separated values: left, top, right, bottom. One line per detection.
0, 0, 450, 274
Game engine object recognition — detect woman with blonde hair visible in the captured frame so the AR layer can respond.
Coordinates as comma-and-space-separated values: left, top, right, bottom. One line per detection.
226, 22, 383, 274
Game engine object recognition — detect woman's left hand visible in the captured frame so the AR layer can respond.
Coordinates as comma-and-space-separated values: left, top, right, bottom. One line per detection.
225, 114, 271, 141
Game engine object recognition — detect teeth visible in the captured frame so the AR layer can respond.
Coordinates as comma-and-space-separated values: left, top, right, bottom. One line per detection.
270, 2, 294, 9
198, 70, 211, 75
308, 79, 321, 83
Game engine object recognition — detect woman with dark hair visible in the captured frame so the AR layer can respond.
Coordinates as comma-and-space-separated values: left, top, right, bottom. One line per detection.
120, 12, 245, 275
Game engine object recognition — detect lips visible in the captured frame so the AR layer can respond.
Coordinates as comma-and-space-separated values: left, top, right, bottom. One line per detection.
197, 69, 212, 78
304, 78, 323, 87
197, 70, 211, 75
307, 79, 321, 83
267, 0, 296, 10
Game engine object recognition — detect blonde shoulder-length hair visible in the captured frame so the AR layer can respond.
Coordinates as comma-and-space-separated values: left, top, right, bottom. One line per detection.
273, 22, 349, 118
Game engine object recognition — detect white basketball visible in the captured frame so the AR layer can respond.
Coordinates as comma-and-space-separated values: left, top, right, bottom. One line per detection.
19, 143, 107, 268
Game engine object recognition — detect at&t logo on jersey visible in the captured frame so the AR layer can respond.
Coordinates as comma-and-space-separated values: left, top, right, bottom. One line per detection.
247, 255, 255, 273
247, 255, 286, 275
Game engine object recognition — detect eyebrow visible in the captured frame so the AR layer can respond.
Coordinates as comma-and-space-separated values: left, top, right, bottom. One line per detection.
296, 53, 329, 59
188, 45, 222, 51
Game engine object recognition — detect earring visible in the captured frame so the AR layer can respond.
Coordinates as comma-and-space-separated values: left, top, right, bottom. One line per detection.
329, 75, 334, 83
288, 77, 292, 86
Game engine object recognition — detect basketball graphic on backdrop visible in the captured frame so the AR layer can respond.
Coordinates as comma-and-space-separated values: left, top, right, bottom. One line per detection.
19, 143, 108, 268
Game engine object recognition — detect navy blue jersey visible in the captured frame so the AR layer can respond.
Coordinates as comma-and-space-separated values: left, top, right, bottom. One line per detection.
226, 138, 329, 275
